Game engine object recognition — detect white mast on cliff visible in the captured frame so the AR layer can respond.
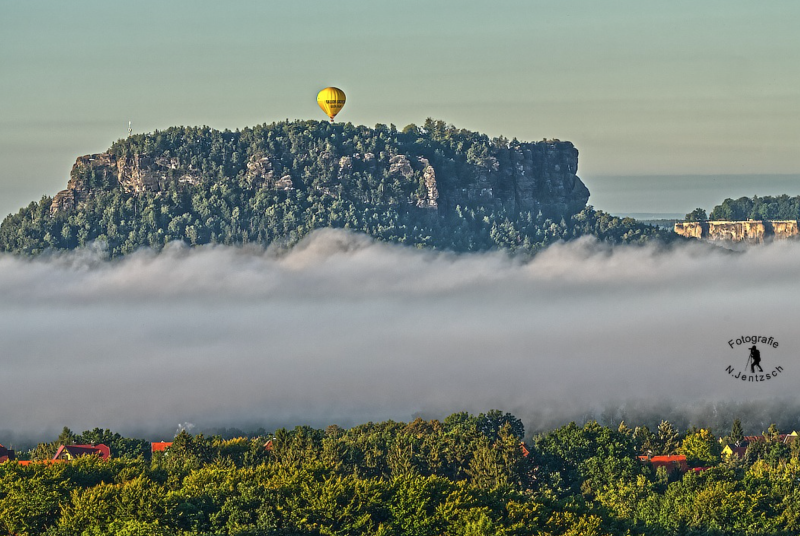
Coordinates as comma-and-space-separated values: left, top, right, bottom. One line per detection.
128, 121, 132, 138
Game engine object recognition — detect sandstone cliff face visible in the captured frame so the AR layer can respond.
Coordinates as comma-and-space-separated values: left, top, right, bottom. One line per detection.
384, 155, 439, 209
433, 141, 587, 216
50, 189, 76, 214
770, 220, 799, 239
51, 152, 201, 214
116, 154, 201, 193
51, 153, 115, 214
674, 221, 800, 243
245, 155, 293, 191
51, 140, 589, 219
417, 159, 439, 210
674, 222, 705, 239
379, 141, 587, 215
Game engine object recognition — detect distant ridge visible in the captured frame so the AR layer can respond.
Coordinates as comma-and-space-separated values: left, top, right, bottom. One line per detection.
585, 174, 800, 216
611, 212, 684, 220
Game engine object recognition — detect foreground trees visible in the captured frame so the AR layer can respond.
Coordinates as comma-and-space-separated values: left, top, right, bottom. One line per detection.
2, 416, 800, 535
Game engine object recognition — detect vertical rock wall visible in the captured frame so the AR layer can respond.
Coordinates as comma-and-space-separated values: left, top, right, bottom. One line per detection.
49, 134, 589, 221
674, 221, 799, 242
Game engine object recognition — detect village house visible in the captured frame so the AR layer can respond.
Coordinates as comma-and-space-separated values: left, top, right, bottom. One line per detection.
151, 441, 173, 454
741, 431, 798, 444
638, 454, 689, 474
722, 444, 748, 459
52, 444, 111, 461
720, 431, 799, 459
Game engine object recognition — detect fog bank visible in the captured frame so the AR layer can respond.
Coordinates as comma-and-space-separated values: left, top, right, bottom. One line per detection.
1, 230, 798, 446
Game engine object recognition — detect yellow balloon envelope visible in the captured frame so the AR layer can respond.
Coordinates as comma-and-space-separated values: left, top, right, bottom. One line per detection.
317, 87, 346, 122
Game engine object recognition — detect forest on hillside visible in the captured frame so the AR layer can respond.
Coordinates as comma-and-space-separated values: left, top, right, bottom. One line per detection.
0, 120, 671, 257
685, 195, 800, 222
710, 195, 800, 221
2, 413, 799, 536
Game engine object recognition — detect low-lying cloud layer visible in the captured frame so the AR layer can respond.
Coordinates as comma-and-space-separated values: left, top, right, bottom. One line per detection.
2, 230, 799, 445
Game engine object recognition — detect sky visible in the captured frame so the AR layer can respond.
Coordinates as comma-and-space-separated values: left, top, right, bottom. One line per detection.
2, 1, 800, 218
1, 229, 799, 445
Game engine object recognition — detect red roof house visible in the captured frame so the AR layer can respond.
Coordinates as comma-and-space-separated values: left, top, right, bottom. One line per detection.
639, 454, 689, 473
52, 444, 111, 461
151, 442, 173, 453
743, 434, 794, 443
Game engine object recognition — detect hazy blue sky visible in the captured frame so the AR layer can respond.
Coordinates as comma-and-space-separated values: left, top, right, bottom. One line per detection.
2, 1, 800, 217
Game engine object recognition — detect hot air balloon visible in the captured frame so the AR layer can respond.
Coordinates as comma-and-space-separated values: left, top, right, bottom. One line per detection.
317, 87, 346, 122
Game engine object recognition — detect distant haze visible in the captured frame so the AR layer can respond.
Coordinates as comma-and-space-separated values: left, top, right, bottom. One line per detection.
1, 230, 799, 447
582, 174, 800, 217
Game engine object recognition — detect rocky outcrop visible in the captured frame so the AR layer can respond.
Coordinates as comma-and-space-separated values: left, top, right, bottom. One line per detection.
434, 140, 588, 216
674, 221, 800, 243
771, 220, 799, 239
385, 155, 439, 209
53, 151, 267, 214
52, 152, 202, 214
51, 153, 117, 214
50, 131, 589, 220
388, 154, 414, 177
416, 158, 439, 210
50, 189, 76, 214
244, 154, 294, 191
115, 154, 200, 193
674, 222, 705, 239
379, 141, 586, 215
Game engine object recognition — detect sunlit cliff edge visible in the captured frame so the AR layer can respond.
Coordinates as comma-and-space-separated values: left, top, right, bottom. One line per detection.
674, 220, 800, 243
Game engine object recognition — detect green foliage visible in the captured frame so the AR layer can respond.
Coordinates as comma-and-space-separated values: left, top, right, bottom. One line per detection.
709, 194, 800, 221
476, 410, 524, 442
0, 471, 68, 535
75, 428, 150, 459
679, 428, 721, 467
730, 418, 744, 444
28, 427, 149, 463
0, 121, 671, 258
654, 420, 681, 456
6, 416, 800, 535
533, 421, 639, 499
631, 425, 656, 456
684, 207, 707, 221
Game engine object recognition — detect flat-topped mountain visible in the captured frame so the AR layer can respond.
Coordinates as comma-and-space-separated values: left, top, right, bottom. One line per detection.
0, 119, 666, 256
52, 123, 589, 217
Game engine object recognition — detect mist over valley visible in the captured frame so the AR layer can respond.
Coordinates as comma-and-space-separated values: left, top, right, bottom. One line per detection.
2, 229, 798, 447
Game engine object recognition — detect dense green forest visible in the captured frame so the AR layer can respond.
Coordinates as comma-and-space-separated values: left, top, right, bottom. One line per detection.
685, 195, 800, 222
0, 120, 670, 257
3, 413, 799, 536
